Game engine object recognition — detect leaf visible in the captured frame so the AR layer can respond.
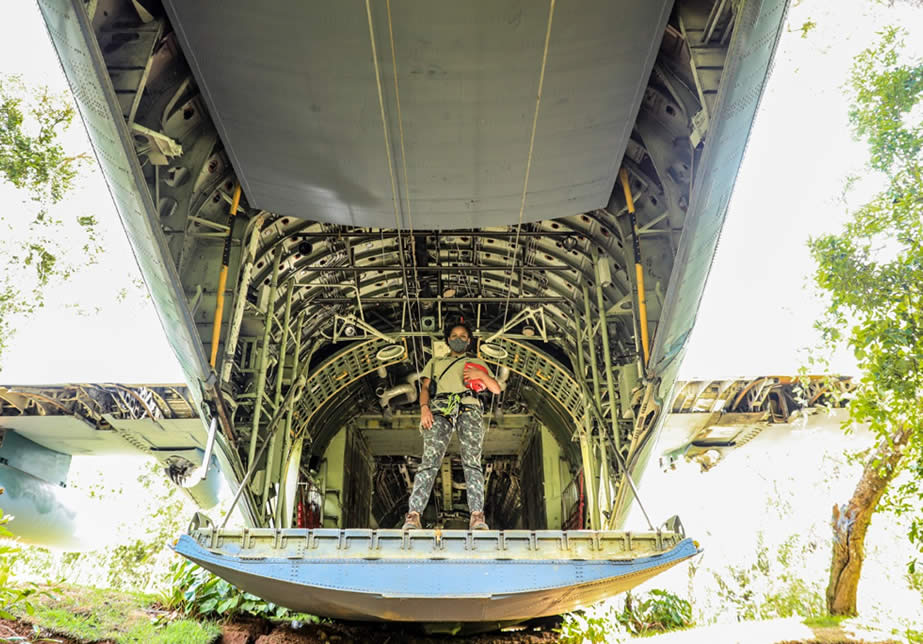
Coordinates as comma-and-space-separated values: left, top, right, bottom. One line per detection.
217, 596, 238, 614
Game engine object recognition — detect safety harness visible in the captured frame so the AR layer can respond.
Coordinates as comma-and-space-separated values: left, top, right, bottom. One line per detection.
428, 356, 481, 418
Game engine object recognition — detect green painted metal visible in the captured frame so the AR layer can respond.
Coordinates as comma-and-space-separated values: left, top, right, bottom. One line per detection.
262, 279, 295, 517
593, 251, 621, 455
184, 525, 688, 563
323, 430, 347, 528
540, 426, 563, 529
250, 246, 283, 489
275, 312, 304, 526
571, 310, 600, 530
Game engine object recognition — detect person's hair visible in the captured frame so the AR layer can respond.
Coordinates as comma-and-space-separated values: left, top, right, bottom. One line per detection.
443, 320, 474, 347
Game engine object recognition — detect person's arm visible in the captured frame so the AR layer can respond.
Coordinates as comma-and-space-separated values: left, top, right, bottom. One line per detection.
463, 365, 501, 395
419, 376, 434, 429
419, 377, 431, 408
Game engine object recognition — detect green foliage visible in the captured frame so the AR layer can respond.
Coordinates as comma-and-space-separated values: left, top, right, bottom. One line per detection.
0, 507, 56, 622
617, 589, 693, 636
0, 75, 84, 204
0, 73, 101, 366
557, 604, 628, 644
798, 19, 817, 38
16, 583, 220, 644
557, 589, 692, 643
710, 532, 826, 622
809, 26, 923, 550
163, 558, 317, 623
804, 614, 847, 628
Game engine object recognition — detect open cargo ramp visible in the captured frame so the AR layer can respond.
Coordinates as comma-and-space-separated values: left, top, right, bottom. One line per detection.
175, 525, 698, 623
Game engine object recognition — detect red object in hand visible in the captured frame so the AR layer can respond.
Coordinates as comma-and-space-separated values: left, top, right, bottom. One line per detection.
464, 362, 488, 392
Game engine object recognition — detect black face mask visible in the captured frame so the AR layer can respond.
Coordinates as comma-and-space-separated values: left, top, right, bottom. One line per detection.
447, 338, 469, 353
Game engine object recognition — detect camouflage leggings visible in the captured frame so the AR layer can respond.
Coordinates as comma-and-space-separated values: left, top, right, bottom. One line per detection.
408, 406, 485, 514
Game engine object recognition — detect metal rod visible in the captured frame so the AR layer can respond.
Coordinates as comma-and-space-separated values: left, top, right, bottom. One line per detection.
275, 312, 304, 527
566, 359, 654, 532
285, 230, 574, 238
605, 447, 656, 532
249, 245, 282, 489
262, 280, 294, 517
220, 343, 316, 530
578, 414, 600, 531
309, 297, 566, 304
594, 250, 622, 454
293, 265, 572, 273
572, 313, 600, 531
179, 416, 218, 488
621, 165, 650, 367
221, 213, 266, 384
209, 184, 242, 367
581, 285, 603, 410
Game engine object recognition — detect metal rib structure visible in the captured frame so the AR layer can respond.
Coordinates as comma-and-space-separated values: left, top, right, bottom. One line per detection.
25, 0, 789, 625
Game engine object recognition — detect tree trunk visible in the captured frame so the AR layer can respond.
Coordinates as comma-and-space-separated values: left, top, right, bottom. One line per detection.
826, 428, 910, 616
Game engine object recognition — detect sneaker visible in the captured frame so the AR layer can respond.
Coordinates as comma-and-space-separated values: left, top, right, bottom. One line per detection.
469, 511, 489, 531
402, 511, 422, 530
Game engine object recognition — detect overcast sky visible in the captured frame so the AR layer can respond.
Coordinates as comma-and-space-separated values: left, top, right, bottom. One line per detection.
2, 1, 923, 385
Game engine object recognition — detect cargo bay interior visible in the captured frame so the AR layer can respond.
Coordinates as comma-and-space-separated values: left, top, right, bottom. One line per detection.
32, 0, 776, 535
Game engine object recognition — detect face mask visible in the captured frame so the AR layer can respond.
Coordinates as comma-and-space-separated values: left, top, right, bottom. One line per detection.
447, 338, 468, 353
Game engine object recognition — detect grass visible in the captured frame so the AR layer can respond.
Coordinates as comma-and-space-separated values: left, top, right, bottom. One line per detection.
14, 583, 221, 644
803, 614, 848, 628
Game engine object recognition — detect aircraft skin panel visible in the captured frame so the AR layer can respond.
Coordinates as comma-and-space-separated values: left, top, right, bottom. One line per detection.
611, 0, 790, 526
649, 0, 789, 382
174, 530, 698, 622
36, 0, 211, 411
160, 0, 672, 229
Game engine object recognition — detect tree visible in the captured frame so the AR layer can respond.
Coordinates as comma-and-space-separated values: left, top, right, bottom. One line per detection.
809, 26, 923, 616
0, 74, 99, 365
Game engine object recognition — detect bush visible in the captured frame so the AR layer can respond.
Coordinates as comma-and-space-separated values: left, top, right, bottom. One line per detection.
619, 589, 693, 635
557, 589, 693, 643
0, 507, 55, 620
162, 558, 318, 623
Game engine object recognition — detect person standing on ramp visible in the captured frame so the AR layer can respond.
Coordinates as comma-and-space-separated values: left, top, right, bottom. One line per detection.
403, 321, 501, 531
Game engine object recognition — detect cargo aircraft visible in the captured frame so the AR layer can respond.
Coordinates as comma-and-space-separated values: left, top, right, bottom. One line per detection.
0, 0, 789, 625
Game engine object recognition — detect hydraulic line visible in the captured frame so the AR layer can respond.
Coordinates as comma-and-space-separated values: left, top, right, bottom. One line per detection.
209, 184, 242, 368
619, 168, 650, 366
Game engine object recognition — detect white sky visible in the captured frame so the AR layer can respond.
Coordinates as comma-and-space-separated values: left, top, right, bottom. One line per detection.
2, 0, 923, 384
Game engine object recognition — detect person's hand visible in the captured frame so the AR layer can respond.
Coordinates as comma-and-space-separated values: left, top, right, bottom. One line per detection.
421, 405, 434, 429
463, 366, 485, 382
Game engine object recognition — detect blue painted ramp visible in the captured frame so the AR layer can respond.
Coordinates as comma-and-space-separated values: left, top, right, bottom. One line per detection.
174, 527, 699, 622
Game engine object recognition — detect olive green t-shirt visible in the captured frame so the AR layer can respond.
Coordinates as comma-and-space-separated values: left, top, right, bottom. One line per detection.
422, 355, 494, 405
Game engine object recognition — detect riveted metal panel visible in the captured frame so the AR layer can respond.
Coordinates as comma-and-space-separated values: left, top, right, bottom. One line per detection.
175, 529, 698, 621
161, 0, 672, 229
36, 0, 210, 408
